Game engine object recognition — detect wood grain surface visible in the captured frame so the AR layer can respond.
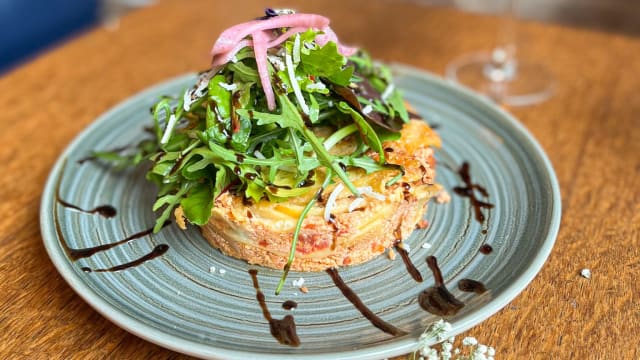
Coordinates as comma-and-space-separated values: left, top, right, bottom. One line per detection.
1, 0, 638, 358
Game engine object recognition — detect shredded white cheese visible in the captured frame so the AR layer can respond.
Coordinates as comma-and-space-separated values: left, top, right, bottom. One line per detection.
183, 81, 208, 112
195, 80, 208, 96
580, 268, 591, 279
324, 183, 344, 221
348, 197, 365, 212
306, 82, 327, 91
253, 150, 266, 159
267, 55, 285, 71
357, 186, 386, 201
183, 90, 193, 112
361, 104, 373, 115
218, 82, 237, 91
292, 33, 301, 64
160, 114, 177, 144
381, 83, 395, 101
421, 242, 432, 249
292, 277, 305, 287
285, 50, 310, 115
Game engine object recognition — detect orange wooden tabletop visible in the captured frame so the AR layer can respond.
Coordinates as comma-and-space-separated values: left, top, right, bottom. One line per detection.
1, 0, 638, 358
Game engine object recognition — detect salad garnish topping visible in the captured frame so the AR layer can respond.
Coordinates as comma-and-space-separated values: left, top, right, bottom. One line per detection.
92, 8, 412, 293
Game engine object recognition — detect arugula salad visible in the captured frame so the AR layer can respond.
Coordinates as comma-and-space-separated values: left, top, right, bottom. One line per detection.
97, 9, 412, 290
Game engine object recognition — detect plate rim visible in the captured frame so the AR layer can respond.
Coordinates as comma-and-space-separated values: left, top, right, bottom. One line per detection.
40, 65, 562, 360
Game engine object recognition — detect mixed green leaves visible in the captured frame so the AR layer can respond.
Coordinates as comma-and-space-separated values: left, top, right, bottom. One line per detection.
92, 28, 410, 292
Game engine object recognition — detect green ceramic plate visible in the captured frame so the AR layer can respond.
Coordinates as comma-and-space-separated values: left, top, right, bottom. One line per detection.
40, 64, 561, 359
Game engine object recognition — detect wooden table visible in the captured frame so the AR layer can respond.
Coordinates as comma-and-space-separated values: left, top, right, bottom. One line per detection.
1, 0, 638, 358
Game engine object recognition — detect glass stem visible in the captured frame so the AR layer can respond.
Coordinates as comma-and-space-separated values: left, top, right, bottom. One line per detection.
483, 0, 517, 83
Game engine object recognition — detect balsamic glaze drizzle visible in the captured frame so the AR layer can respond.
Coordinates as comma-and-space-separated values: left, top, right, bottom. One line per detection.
453, 162, 494, 224
479, 244, 493, 255
57, 200, 117, 218
418, 256, 465, 316
54, 159, 170, 271
394, 243, 423, 282
82, 244, 169, 273
249, 270, 300, 347
56, 160, 117, 218
326, 268, 407, 336
65, 146, 498, 345
282, 300, 298, 310
457, 279, 488, 294
67, 221, 170, 261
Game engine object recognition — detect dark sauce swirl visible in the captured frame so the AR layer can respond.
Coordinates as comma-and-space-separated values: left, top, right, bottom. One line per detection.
82, 244, 169, 273
457, 279, 488, 294
326, 268, 407, 336
453, 162, 494, 224
54, 159, 170, 272
394, 242, 423, 282
249, 270, 300, 347
418, 256, 465, 316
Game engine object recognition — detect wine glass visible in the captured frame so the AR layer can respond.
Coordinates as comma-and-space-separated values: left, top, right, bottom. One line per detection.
446, 0, 555, 106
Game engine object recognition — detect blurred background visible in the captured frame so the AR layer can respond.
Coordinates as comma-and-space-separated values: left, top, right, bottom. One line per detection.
0, 0, 638, 75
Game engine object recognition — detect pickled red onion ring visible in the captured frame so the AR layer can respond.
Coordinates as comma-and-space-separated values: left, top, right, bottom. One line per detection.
211, 39, 253, 67
211, 14, 330, 55
316, 27, 358, 56
252, 30, 275, 110
209, 13, 358, 111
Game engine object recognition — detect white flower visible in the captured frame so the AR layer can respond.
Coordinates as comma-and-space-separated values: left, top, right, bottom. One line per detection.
472, 353, 487, 360
418, 345, 432, 356
414, 320, 496, 360
421, 347, 438, 360
463, 337, 478, 346
423, 319, 452, 341
442, 341, 453, 352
